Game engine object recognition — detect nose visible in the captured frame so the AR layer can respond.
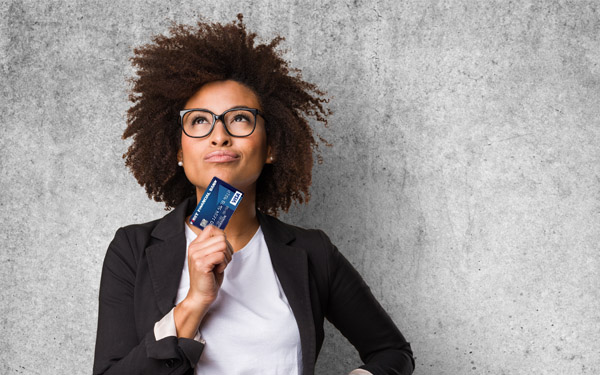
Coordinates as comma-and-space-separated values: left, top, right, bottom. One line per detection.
209, 119, 231, 146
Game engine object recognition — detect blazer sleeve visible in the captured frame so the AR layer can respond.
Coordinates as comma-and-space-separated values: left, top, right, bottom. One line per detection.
93, 228, 204, 375
319, 231, 415, 375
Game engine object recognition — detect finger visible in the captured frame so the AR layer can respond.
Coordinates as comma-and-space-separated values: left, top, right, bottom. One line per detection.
189, 233, 227, 251
214, 258, 228, 274
189, 246, 232, 267
189, 235, 231, 258
188, 240, 232, 265
225, 239, 234, 257
191, 252, 228, 274
194, 224, 223, 242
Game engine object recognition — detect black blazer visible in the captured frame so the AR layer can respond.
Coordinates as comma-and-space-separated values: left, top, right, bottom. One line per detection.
93, 196, 414, 375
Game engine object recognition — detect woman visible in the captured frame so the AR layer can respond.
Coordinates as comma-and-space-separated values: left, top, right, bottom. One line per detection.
93, 15, 414, 375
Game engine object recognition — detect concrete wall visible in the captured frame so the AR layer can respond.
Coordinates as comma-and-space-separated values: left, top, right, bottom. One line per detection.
1, 1, 599, 374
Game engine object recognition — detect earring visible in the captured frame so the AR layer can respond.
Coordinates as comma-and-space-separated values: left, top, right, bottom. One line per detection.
178, 161, 183, 167
270, 156, 274, 162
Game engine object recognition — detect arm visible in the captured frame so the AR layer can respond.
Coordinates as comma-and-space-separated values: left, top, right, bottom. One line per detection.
93, 228, 204, 375
173, 224, 233, 337
320, 231, 415, 375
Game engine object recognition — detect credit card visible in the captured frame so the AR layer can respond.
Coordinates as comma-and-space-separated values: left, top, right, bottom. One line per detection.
189, 177, 244, 230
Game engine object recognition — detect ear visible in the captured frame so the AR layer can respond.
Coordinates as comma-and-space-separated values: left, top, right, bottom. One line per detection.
265, 145, 275, 164
177, 149, 183, 163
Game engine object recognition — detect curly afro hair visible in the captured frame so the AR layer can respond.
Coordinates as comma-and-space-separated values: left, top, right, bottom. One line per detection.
123, 15, 329, 216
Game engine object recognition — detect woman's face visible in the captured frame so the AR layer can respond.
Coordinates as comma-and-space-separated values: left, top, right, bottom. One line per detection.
179, 80, 271, 196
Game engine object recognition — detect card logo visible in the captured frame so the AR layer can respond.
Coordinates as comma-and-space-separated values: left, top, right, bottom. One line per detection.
230, 191, 242, 206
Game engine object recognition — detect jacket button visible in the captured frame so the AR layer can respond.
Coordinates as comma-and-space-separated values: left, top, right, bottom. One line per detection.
165, 359, 175, 368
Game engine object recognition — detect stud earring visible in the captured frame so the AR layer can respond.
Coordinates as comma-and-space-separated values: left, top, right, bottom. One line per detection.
178, 161, 183, 167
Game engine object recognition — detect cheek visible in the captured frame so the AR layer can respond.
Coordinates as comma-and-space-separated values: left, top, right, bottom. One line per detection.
250, 126, 269, 159
251, 137, 268, 162
180, 136, 195, 159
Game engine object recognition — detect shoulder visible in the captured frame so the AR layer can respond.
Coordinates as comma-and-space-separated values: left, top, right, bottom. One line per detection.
106, 197, 192, 259
258, 213, 363, 305
257, 212, 341, 279
101, 218, 161, 272
258, 212, 334, 251
115, 217, 162, 243
104, 204, 184, 270
110, 217, 162, 249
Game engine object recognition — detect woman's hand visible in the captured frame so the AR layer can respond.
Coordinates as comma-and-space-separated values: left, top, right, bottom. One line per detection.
174, 225, 233, 338
186, 225, 233, 306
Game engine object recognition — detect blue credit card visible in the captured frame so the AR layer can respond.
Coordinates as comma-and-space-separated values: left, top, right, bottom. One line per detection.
189, 177, 244, 230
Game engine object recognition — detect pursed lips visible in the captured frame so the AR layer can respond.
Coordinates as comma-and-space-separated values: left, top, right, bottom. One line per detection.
204, 150, 240, 163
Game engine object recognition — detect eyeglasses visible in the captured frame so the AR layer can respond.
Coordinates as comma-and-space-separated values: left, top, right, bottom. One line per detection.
179, 107, 262, 138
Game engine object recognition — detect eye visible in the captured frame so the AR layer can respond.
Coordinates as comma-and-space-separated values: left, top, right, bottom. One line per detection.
193, 116, 210, 124
232, 113, 251, 122
188, 112, 212, 126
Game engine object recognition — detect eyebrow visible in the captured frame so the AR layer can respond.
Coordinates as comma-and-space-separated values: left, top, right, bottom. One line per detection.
183, 105, 259, 112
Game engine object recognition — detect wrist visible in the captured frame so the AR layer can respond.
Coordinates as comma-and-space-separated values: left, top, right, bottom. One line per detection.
179, 295, 212, 318
174, 298, 210, 339
183, 292, 215, 312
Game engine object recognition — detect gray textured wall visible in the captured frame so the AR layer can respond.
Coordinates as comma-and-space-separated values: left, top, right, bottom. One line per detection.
1, 1, 599, 374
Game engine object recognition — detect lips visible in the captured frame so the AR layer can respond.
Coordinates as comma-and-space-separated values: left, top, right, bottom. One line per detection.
204, 150, 240, 163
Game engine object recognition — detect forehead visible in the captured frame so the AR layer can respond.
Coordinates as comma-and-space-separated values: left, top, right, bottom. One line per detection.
184, 80, 261, 112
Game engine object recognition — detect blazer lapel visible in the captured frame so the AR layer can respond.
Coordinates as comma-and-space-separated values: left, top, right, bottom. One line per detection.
258, 212, 316, 375
145, 197, 195, 315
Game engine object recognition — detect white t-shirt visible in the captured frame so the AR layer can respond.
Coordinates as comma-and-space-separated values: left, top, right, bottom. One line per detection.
179, 225, 302, 375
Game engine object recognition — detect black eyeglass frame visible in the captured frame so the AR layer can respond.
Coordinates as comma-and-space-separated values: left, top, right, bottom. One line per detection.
179, 107, 263, 138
